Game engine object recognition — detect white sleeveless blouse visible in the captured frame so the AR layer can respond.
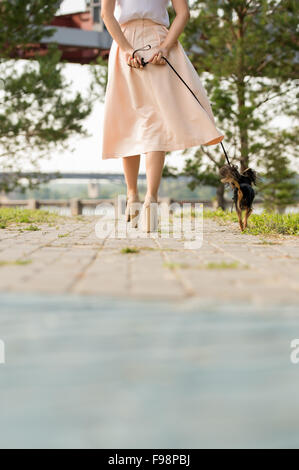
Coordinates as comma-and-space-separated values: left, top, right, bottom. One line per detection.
115, 0, 170, 28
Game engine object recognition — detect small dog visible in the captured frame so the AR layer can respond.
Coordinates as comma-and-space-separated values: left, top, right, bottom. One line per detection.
219, 164, 257, 231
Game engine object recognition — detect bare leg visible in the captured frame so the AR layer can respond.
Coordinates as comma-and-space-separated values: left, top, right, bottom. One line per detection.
122, 155, 140, 198
145, 150, 166, 201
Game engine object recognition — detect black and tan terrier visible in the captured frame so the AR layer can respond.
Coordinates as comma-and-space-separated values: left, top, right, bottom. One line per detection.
219, 164, 257, 231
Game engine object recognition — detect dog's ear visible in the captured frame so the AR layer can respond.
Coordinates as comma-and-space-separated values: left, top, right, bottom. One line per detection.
242, 168, 257, 185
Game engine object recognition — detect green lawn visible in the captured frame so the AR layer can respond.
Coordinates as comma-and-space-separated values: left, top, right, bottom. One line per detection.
204, 209, 299, 236
0, 208, 60, 229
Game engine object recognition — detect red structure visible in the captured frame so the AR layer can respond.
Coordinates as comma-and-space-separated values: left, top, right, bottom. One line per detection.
10, 6, 111, 64
48, 10, 110, 63
51, 11, 94, 31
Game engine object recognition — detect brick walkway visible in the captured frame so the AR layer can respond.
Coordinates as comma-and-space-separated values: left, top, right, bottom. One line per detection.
0, 214, 299, 448
0, 214, 298, 304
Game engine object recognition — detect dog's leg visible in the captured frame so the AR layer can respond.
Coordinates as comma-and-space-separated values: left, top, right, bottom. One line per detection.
243, 208, 252, 229
237, 208, 244, 231
237, 189, 244, 231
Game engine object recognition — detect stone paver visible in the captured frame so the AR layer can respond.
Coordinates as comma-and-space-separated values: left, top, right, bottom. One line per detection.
0, 215, 298, 305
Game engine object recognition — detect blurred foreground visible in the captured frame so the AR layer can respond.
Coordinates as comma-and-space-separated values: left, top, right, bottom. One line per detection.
0, 293, 298, 449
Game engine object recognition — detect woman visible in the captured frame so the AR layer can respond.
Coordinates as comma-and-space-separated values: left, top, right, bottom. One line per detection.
101, 0, 224, 232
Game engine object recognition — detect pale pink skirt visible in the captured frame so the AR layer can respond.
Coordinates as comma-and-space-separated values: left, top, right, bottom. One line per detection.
101, 18, 224, 160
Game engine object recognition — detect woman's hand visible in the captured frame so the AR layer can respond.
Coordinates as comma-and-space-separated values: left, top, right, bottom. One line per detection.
124, 48, 143, 69
148, 45, 169, 65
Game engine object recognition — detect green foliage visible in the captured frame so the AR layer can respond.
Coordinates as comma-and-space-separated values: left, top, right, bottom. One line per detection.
0, 207, 60, 228
180, 1, 298, 208
0, 0, 93, 192
259, 153, 298, 211
0, 259, 32, 267
0, 0, 58, 57
257, 131, 298, 211
121, 247, 140, 254
89, 55, 109, 102
204, 208, 299, 235
204, 261, 243, 269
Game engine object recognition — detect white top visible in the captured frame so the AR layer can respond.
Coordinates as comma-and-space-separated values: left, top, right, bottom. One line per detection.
115, 0, 170, 27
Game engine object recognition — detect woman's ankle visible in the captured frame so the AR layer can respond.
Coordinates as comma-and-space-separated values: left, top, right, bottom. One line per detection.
127, 190, 139, 200
145, 193, 158, 201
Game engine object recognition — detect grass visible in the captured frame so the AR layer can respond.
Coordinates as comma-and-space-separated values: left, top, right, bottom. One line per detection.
121, 247, 140, 254
24, 224, 40, 232
120, 246, 179, 254
0, 208, 60, 229
255, 239, 281, 245
58, 233, 70, 238
205, 261, 245, 269
204, 208, 299, 236
163, 262, 190, 270
174, 209, 202, 219
164, 260, 248, 270
0, 259, 32, 267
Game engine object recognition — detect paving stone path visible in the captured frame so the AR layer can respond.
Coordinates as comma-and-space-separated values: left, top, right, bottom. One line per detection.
0, 214, 298, 305
0, 214, 299, 449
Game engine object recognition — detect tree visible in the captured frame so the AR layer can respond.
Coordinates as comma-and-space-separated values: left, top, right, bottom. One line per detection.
179, 0, 298, 208
0, 0, 93, 193
257, 130, 298, 212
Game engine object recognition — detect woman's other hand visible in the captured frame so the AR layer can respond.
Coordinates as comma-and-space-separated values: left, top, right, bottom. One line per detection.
125, 48, 143, 69
148, 46, 169, 65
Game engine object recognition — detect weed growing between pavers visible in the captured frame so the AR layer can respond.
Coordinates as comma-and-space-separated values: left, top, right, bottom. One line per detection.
205, 261, 247, 269
255, 240, 282, 245
24, 225, 40, 232
121, 246, 179, 254
163, 262, 190, 270
0, 259, 32, 267
163, 261, 249, 270
121, 247, 140, 254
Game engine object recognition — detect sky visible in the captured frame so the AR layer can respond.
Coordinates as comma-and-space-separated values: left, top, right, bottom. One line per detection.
57, 0, 86, 15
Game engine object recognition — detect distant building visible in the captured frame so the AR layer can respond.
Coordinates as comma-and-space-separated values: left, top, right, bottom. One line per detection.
5, 0, 112, 64
48, 0, 111, 63
86, 0, 106, 32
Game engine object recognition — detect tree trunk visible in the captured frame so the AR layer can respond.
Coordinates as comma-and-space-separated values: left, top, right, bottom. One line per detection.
237, 80, 250, 172
237, 11, 249, 172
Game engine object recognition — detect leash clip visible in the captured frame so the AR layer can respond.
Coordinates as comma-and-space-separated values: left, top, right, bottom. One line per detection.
132, 44, 151, 67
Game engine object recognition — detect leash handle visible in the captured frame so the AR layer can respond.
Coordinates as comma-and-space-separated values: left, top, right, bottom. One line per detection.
132, 45, 231, 166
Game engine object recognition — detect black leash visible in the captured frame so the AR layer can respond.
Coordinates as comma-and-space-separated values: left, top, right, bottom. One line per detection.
132, 44, 232, 167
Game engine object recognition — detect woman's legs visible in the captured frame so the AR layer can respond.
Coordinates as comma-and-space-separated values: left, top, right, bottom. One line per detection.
145, 150, 166, 201
122, 155, 140, 199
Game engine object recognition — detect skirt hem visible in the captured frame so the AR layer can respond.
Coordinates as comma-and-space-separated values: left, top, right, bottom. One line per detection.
102, 134, 224, 159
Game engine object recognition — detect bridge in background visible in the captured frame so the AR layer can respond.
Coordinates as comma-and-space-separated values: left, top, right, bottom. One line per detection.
0, 172, 148, 181
0, 172, 182, 199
